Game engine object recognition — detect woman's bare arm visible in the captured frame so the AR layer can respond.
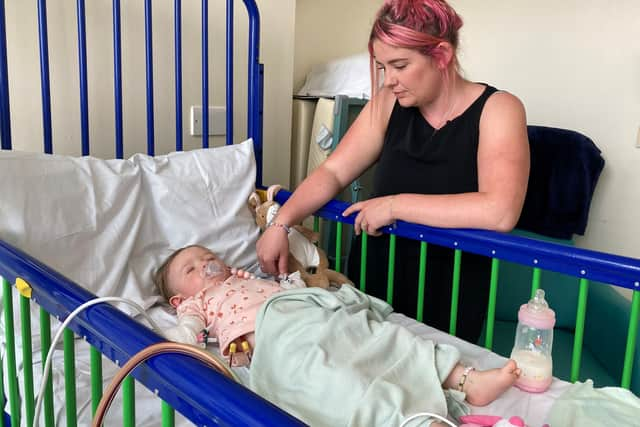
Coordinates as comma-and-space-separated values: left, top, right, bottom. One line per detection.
257, 89, 395, 275
344, 91, 530, 234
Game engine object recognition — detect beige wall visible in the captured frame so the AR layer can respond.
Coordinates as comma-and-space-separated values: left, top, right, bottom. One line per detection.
294, 0, 379, 92
5, 0, 640, 261
449, 0, 640, 261
4, 0, 294, 187
293, 0, 640, 262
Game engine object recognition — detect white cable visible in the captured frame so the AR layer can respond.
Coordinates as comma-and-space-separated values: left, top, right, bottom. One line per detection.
32, 296, 161, 427
400, 412, 458, 427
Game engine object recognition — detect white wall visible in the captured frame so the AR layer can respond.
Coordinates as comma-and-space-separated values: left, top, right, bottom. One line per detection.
450, 0, 640, 260
4, 0, 294, 187
294, 0, 377, 92
260, 0, 296, 187
5, 0, 639, 261
293, 0, 640, 261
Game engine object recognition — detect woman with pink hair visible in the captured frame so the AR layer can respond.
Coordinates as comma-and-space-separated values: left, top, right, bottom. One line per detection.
258, 0, 529, 343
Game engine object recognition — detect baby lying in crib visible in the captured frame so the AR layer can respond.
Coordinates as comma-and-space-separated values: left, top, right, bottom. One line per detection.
154, 244, 522, 426
154, 244, 291, 365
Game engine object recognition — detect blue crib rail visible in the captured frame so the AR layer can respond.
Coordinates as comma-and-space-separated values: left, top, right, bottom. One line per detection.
0, 0, 11, 150
0, 0, 275, 424
0, 240, 305, 427
144, 0, 155, 156
0, 0, 264, 163
277, 189, 640, 291
274, 188, 640, 391
1, 0, 636, 424
113, 0, 124, 158
77, 0, 90, 156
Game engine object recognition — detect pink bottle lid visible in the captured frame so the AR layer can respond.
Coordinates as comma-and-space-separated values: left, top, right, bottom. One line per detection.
518, 289, 555, 330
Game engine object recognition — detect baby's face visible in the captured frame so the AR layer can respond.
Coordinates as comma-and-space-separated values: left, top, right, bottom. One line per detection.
166, 246, 230, 306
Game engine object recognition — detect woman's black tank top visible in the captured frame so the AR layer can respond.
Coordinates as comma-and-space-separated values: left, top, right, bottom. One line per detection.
374, 84, 498, 197
348, 84, 498, 344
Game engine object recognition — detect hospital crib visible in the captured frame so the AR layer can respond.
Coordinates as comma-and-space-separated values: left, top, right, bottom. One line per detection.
0, 1, 303, 426
0, 1, 639, 427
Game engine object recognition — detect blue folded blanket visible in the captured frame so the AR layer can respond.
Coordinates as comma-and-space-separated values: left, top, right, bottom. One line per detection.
517, 126, 604, 239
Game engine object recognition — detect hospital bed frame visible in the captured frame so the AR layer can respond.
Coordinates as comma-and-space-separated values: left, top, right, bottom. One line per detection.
0, 1, 638, 426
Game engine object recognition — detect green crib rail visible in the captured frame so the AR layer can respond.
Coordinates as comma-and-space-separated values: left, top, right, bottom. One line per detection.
0, 354, 4, 427
162, 401, 176, 426
571, 279, 589, 382
40, 307, 55, 427
320, 216, 640, 394
2, 278, 20, 426
90, 346, 103, 417
623, 292, 640, 389
1, 221, 639, 426
0, 276, 180, 427
449, 249, 462, 336
64, 329, 78, 426
20, 295, 35, 427
123, 376, 135, 426
484, 258, 501, 350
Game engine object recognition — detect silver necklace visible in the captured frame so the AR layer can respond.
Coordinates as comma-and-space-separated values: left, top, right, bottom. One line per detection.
432, 92, 458, 130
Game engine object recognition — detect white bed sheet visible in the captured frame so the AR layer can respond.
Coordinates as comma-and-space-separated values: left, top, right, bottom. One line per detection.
0, 134, 568, 425
388, 312, 571, 426
157, 306, 569, 426
6, 303, 569, 426
164, 307, 570, 426
211, 309, 570, 426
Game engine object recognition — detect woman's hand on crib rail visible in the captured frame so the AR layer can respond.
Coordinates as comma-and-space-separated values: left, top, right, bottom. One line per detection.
256, 223, 290, 276
343, 195, 396, 237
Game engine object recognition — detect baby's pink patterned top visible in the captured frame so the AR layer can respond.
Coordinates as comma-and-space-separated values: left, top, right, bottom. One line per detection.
176, 276, 282, 355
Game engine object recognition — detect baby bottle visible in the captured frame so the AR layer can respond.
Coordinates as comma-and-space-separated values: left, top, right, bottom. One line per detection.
510, 289, 555, 393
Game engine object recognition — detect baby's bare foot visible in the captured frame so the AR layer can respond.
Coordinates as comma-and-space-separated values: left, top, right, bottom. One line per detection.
464, 360, 520, 406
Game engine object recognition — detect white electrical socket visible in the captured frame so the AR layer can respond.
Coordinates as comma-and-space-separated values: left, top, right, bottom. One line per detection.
190, 106, 226, 136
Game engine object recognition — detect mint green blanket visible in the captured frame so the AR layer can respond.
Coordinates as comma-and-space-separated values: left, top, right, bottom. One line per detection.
249, 286, 463, 427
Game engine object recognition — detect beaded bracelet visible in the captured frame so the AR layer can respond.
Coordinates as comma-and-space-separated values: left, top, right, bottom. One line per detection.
457, 366, 475, 392
268, 221, 291, 234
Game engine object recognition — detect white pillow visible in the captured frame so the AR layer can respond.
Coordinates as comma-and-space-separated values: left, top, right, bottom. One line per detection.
0, 139, 260, 313
297, 52, 371, 99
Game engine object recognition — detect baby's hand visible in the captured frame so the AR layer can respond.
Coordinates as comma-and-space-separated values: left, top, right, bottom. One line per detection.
230, 267, 256, 280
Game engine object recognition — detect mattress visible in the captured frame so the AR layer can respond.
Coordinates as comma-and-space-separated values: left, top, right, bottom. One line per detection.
14, 298, 570, 426
231, 309, 569, 426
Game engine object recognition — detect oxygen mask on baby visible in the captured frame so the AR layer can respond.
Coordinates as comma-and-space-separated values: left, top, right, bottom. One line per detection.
201, 260, 225, 280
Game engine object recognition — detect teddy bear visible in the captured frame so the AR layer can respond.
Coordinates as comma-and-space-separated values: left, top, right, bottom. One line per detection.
248, 184, 353, 289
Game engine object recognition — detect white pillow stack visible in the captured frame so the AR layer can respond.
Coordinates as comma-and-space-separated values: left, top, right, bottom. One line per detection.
0, 139, 260, 313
